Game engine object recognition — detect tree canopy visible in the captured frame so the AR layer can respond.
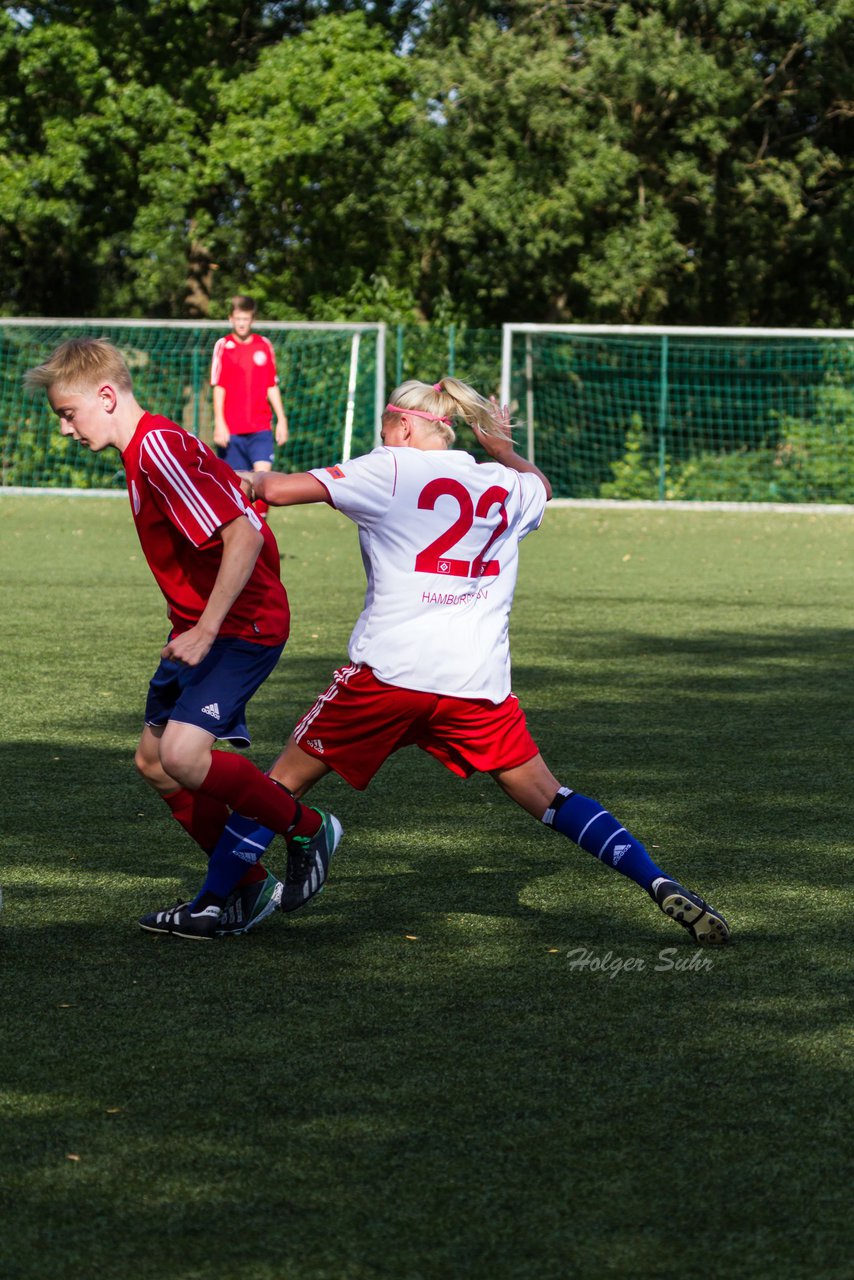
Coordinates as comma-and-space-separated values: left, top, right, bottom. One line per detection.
1, 0, 852, 324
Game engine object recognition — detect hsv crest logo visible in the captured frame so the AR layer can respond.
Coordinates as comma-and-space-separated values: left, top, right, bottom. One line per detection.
438, 560, 450, 573
252, 350, 268, 366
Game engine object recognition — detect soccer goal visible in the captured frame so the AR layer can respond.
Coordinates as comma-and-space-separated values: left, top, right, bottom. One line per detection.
0, 318, 386, 492
500, 323, 854, 505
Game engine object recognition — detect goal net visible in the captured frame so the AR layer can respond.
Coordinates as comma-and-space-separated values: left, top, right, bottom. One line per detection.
1, 319, 385, 491
500, 324, 854, 504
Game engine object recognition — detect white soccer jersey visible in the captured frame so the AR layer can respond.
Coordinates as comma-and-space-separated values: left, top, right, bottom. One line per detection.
310, 447, 547, 701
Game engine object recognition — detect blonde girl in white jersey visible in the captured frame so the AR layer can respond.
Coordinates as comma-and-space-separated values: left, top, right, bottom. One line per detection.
224, 378, 729, 945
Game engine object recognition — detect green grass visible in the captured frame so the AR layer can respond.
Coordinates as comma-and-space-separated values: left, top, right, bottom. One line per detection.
1, 496, 852, 1280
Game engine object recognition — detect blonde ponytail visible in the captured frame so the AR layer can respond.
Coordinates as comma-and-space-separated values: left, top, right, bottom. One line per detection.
384, 377, 513, 446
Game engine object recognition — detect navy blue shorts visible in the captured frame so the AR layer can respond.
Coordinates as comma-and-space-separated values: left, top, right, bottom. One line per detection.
144, 636, 285, 747
218, 430, 275, 470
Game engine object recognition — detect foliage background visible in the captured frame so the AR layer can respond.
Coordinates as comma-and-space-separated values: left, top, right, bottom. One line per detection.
1, 0, 853, 327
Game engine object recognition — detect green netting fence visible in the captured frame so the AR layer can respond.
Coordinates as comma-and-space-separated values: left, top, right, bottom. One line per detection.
502, 325, 854, 504
0, 320, 386, 490
390, 322, 503, 396
3, 319, 854, 503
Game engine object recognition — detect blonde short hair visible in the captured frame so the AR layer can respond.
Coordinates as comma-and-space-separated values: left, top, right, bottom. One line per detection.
24, 338, 134, 395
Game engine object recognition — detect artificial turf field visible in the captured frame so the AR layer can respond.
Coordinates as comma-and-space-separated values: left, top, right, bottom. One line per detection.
0, 495, 851, 1280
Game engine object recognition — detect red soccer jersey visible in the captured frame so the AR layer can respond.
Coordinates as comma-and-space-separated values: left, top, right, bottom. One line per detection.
121, 412, 289, 645
210, 332, 278, 434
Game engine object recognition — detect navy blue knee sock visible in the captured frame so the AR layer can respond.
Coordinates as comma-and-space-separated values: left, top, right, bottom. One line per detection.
543, 787, 666, 895
191, 813, 277, 907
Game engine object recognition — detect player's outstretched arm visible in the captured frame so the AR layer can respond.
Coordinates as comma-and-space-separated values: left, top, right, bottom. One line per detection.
246, 470, 329, 507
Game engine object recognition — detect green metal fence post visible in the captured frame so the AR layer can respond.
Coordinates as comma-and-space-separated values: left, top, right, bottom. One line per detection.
658, 334, 669, 500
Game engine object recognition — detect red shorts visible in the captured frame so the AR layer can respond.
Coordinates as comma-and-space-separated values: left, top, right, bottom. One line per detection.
292, 663, 539, 790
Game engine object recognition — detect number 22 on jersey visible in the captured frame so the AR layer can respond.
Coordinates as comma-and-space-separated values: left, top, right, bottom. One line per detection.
414, 478, 509, 578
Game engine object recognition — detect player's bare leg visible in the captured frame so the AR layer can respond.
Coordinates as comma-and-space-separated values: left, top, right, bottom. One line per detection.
490, 752, 561, 817
268, 735, 333, 797
135, 723, 179, 794
155, 720, 217, 789
135, 722, 230, 855
492, 755, 729, 945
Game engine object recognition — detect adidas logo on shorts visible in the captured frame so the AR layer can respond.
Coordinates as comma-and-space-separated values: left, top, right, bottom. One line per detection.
201, 702, 221, 720
306, 738, 324, 753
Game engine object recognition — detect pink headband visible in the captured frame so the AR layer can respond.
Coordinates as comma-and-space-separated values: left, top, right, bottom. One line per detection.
385, 403, 453, 426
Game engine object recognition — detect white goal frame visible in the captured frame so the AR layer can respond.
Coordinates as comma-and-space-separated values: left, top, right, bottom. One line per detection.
496, 320, 854, 483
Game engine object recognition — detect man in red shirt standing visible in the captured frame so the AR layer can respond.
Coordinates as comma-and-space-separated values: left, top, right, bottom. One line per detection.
210, 295, 288, 521
25, 338, 341, 941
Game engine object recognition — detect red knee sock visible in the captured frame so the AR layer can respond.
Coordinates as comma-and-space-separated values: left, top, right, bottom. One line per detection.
252, 497, 270, 521
163, 787, 228, 853
162, 787, 269, 886
199, 752, 320, 839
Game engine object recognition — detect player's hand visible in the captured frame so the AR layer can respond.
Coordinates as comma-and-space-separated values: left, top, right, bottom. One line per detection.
488, 397, 513, 437
472, 398, 514, 458
275, 419, 289, 446
213, 423, 230, 449
162, 626, 215, 668
235, 470, 256, 500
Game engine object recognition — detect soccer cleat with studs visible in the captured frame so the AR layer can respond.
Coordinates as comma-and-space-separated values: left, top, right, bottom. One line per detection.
653, 878, 730, 945
281, 810, 343, 913
217, 872, 283, 937
137, 900, 221, 941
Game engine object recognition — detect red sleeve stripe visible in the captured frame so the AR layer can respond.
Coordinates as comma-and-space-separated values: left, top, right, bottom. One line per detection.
142, 431, 222, 538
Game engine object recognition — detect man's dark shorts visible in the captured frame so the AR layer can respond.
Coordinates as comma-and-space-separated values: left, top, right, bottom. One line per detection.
145, 636, 285, 747
218, 430, 275, 471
